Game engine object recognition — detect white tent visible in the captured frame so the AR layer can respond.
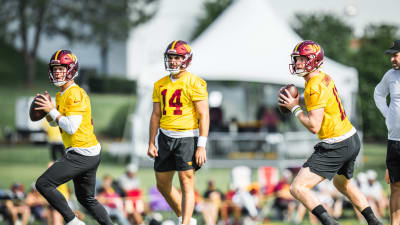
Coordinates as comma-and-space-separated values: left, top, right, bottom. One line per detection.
190, 0, 358, 114
129, 0, 359, 161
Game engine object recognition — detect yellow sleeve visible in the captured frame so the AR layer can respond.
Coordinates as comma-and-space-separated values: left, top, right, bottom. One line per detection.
152, 83, 160, 103
191, 78, 208, 101
306, 85, 327, 111
64, 90, 87, 116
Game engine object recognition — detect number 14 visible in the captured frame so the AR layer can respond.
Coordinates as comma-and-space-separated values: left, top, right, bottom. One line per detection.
161, 89, 183, 115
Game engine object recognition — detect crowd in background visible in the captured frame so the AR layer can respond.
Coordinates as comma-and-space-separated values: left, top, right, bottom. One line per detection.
0, 164, 388, 225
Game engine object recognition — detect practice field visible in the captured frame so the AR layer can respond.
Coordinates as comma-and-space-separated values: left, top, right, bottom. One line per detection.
0, 142, 389, 224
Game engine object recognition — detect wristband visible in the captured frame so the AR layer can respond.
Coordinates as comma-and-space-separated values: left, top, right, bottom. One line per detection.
49, 108, 61, 121
291, 105, 303, 117
197, 136, 207, 148
294, 108, 303, 117
290, 105, 300, 113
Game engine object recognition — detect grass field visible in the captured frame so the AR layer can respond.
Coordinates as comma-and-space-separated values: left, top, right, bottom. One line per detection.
0, 142, 390, 225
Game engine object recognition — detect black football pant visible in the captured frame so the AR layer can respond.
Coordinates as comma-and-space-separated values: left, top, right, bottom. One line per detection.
36, 151, 113, 225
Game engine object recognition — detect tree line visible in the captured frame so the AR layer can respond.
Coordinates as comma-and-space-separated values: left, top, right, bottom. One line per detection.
0, 0, 159, 86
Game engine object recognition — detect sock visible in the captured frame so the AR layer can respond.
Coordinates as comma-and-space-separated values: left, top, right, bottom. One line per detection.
178, 216, 182, 225
361, 207, 380, 224
178, 217, 196, 225
66, 217, 85, 225
311, 205, 338, 225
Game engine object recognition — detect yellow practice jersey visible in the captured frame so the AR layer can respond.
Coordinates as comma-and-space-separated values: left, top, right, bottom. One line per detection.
57, 183, 70, 200
152, 72, 208, 131
56, 85, 98, 148
304, 71, 353, 140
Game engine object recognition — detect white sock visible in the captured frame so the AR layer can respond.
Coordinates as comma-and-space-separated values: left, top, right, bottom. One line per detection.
66, 217, 85, 225
178, 217, 196, 225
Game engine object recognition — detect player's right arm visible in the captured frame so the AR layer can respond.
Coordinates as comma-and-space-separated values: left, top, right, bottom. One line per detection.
148, 102, 161, 158
374, 71, 390, 118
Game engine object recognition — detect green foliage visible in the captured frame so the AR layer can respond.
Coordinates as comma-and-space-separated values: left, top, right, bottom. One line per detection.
105, 103, 132, 138
353, 25, 398, 140
90, 94, 135, 137
190, 0, 233, 41
292, 13, 354, 64
88, 75, 137, 94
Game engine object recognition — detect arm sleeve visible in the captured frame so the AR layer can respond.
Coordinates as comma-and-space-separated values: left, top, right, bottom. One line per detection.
191, 78, 208, 101
58, 115, 83, 135
374, 72, 390, 118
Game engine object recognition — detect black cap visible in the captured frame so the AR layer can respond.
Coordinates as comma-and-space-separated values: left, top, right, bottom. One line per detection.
385, 40, 400, 54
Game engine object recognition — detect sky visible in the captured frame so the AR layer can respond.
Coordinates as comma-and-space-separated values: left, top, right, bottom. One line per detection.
268, 0, 400, 37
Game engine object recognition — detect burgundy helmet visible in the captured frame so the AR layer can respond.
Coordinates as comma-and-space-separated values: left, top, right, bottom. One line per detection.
164, 40, 193, 74
289, 40, 324, 76
48, 49, 79, 86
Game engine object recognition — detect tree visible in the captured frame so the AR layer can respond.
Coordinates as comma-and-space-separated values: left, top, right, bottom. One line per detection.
353, 25, 398, 140
292, 13, 354, 64
76, 0, 159, 75
190, 0, 233, 41
0, 0, 84, 87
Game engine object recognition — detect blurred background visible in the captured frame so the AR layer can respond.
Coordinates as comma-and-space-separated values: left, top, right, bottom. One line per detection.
0, 0, 398, 224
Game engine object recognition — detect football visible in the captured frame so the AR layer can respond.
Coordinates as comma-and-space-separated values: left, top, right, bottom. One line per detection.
278, 84, 299, 114
29, 91, 51, 122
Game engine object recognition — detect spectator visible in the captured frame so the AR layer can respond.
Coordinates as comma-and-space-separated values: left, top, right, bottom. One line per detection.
271, 169, 296, 221
25, 184, 49, 224
119, 163, 144, 225
4, 183, 31, 225
365, 170, 388, 219
260, 107, 280, 132
198, 180, 224, 225
97, 175, 130, 225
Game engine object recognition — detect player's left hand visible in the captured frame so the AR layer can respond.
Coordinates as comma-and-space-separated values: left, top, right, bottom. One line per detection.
195, 147, 207, 167
278, 89, 300, 111
35, 93, 55, 113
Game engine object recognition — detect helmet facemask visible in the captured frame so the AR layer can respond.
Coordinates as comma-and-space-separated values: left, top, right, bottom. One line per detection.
164, 53, 189, 75
289, 55, 319, 77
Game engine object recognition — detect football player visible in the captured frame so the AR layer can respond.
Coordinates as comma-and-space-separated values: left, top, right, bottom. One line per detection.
147, 40, 209, 225
34, 50, 114, 225
278, 41, 382, 225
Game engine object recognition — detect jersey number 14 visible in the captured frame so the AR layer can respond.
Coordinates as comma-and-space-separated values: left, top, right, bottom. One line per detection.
161, 89, 182, 115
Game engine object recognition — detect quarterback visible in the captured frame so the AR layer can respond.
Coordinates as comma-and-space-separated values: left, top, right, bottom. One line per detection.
278, 41, 382, 225
34, 50, 113, 225
147, 40, 209, 225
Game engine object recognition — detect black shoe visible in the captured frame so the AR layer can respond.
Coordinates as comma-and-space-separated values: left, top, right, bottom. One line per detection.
368, 218, 383, 225
320, 212, 340, 225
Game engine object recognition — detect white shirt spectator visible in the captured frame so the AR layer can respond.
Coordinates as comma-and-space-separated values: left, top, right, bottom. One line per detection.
119, 164, 141, 192
374, 69, 400, 140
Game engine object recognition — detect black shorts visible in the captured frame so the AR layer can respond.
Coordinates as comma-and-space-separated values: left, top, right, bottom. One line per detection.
303, 133, 360, 180
386, 140, 400, 183
154, 130, 200, 172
